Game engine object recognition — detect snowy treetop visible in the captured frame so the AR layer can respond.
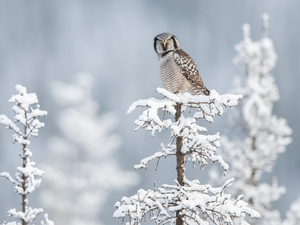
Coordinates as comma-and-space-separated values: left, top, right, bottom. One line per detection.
128, 88, 242, 135
0, 85, 50, 225
129, 88, 241, 172
231, 15, 284, 131
208, 14, 293, 224
234, 19, 277, 78
114, 87, 262, 225
0, 85, 47, 142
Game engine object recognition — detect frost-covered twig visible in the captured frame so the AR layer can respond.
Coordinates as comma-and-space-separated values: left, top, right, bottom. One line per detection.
128, 89, 242, 134
209, 14, 292, 224
115, 86, 259, 224
132, 89, 240, 172
114, 178, 259, 225
0, 85, 53, 225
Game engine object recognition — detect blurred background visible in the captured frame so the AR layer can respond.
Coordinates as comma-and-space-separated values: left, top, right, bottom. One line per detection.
0, 0, 299, 224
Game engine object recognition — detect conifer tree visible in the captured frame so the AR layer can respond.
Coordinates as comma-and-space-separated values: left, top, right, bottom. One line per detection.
114, 88, 259, 225
0, 85, 54, 225
209, 14, 292, 224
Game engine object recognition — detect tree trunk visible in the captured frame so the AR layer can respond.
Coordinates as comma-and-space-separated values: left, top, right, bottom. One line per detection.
175, 102, 184, 225
22, 120, 27, 225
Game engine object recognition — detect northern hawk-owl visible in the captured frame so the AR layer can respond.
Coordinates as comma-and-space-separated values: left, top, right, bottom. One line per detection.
154, 33, 210, 96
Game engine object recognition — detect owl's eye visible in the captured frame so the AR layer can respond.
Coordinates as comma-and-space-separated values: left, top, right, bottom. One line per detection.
158, 40, 163, 44
167, 39, 171, 43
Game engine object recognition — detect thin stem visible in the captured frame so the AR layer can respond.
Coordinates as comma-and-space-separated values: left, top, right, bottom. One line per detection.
175, 102, 184, 225
22, 111, 28, 225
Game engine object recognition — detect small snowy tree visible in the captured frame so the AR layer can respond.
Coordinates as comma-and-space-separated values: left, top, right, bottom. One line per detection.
41, 73, 139, 225
114, 88, 260, 225
209, 14, 292, 224
0, 85, 54, 225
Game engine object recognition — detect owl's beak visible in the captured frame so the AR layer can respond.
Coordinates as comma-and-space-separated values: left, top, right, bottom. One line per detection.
163, 41, 167, 47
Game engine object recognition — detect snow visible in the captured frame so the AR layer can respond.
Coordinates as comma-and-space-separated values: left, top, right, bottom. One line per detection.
2, 222, 21, 225
0, 85, 52, 225
1, 172, 20, 187
7, 207, 43, 223
13, 134, 30, 145
116, 81, 261, 224
130, 88, 238, 171
16, 160, 44, 194
114, 178, 259, 224
1, 85, 48, 144
10, 91, 38, 111
41, 214, 55, 225
15, 85, 27, 95
209, 14, 292, 224
0, 115, 21, 135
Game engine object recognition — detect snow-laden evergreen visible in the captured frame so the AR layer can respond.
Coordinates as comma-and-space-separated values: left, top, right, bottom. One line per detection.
0, 85, 54, 225
114, 88, 259, 225
41, 73, 139, 225
209, 14, 292, 224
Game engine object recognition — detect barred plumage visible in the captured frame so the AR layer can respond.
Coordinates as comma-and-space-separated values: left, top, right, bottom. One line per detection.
154, 33, 210, 96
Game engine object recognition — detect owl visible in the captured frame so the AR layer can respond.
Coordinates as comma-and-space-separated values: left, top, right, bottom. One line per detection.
153, 33, 210, 96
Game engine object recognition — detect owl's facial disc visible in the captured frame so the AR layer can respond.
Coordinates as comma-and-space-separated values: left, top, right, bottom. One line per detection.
154, 33, 180, 55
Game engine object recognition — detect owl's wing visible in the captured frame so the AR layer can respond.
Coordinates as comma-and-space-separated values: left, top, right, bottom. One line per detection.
174, 49, 210, 95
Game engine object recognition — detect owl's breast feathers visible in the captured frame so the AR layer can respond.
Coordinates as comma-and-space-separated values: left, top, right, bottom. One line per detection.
159, 51, 192, 93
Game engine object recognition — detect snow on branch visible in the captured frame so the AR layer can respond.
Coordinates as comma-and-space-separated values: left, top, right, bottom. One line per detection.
7, 207, 43, 223
130, 88, 241, 172
115, 86, 260, 224
0, 85, 47, 142
114, 178, 259, 225
208, 14, 293, 224
128, 88, 242, 135
41, 214, 55, 225
0, 85, 54, 225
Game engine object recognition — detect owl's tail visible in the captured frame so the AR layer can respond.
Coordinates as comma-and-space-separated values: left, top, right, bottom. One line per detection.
202, 86, 210, 96
191, 86, 210, 96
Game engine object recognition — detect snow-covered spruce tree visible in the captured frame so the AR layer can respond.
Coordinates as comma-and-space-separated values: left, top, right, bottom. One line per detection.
114, 88, 259, 225
41, 73, 139, 225
0, 85, 54, 225
209, 14, 292, 224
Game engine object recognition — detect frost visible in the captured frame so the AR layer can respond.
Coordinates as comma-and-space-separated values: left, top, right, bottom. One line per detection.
7, 207, 43, 223
209, 14, 293, 224
115, 178, 260, 223
41, 214, 55, 225
115, 82, 259, 224
0, 85, 54, 225
131, 88, 240, 172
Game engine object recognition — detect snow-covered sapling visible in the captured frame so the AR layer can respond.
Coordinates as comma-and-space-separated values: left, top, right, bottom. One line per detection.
114, 88, 260, 225
0, 85, 54, 225
209, 14, 292, 225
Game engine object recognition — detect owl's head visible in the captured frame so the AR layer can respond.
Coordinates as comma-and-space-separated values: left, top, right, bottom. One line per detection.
154, 33, 180, 55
